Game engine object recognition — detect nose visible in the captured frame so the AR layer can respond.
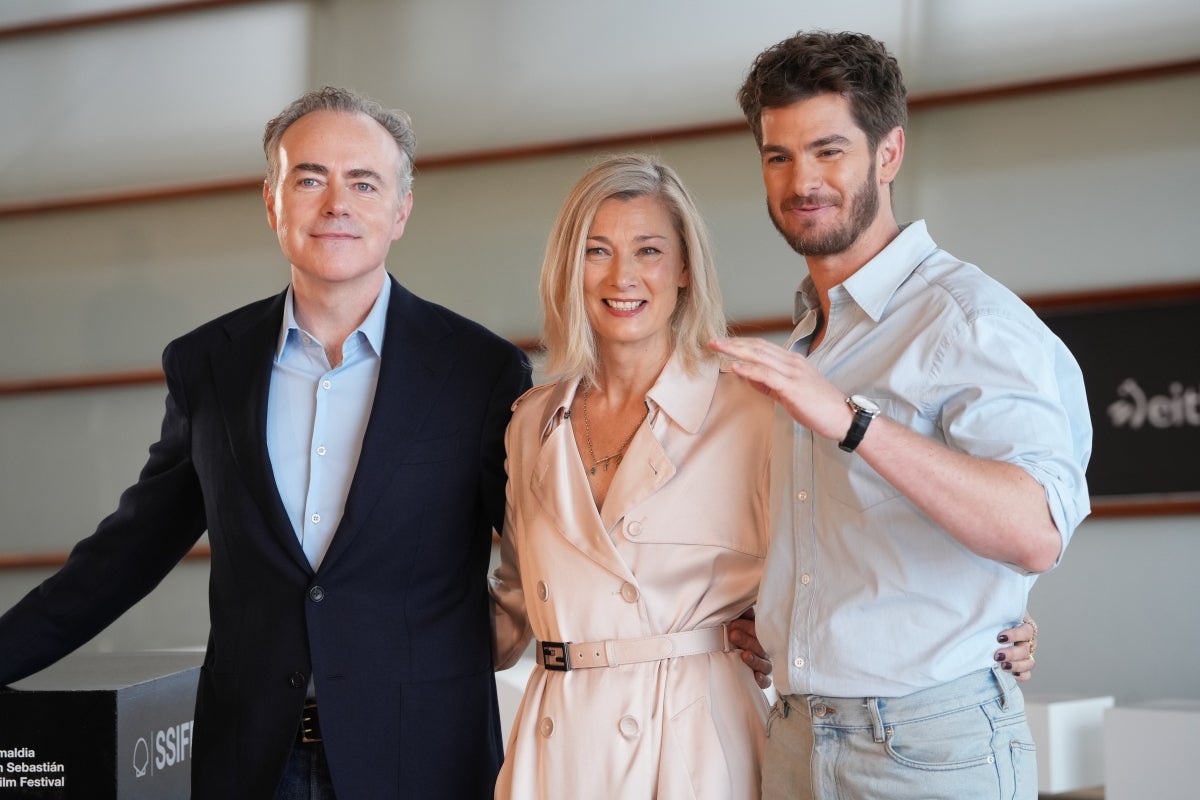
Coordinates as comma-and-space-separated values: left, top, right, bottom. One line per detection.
322, 183, 350, 217
610, 252, 638, 289
789, 156, 821, 198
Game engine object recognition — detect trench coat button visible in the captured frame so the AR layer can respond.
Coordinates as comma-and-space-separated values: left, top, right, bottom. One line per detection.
536, 581, 550, 602
620, 583, 640, 603
619, 715, 640, 738
289, 672, 306, 689
539, 717, 554, 738
308, 586, 325, 603
626, 520, 642, 538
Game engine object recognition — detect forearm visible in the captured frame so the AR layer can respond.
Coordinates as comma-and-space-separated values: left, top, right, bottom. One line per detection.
857, 415, 1062, 572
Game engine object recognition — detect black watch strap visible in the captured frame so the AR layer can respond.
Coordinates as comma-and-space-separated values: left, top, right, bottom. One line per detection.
838, 397, 878, 453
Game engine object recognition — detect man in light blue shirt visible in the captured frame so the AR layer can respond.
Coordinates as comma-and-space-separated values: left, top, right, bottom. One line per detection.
712, 31, 1091, 799
268, 280, 391, 571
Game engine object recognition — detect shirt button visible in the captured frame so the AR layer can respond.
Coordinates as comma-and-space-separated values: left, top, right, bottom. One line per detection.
322, 380, 332, 390
800, 574, 811, 585
797, 490, 809, 501
618, 715, 640, 738
794, 657, 807, 669
316, 446, 326, 456
311, 513, 321, 524
539, 717, 555, 738
536, 581, 550, 602
620, 583, 640, 603
308, 586, 325, 603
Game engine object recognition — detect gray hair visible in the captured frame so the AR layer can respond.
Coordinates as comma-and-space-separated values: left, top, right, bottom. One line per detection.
262, 86, 417, 195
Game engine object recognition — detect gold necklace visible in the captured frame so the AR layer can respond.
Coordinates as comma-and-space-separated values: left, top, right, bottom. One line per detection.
581, 386, 646, 475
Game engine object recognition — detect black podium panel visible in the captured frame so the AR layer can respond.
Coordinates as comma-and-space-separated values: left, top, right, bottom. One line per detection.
0, 651, 202, 799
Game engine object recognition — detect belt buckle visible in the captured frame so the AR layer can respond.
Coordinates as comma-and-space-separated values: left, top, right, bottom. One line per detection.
540, 641, 572, 671
300, 701, 321, 744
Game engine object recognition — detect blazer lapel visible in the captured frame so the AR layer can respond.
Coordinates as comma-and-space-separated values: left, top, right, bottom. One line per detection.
319, 279, 451, 570
211, 289, 312, 572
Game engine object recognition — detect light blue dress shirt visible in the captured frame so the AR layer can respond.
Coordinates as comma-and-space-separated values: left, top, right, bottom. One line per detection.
266, 279, 390, 571
758, 221, 1092, 698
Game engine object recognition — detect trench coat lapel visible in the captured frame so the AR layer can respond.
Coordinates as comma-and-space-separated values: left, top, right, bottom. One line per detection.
527, 379, 635, 581
211, 288, 312, 573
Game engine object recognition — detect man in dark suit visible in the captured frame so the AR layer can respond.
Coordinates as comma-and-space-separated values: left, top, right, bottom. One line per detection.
0, 87, 531, 798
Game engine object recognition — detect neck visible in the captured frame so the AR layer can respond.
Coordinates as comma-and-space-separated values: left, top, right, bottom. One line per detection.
805, 215, 902, 310
291, 270, 386, 367
592, 340, 672, 406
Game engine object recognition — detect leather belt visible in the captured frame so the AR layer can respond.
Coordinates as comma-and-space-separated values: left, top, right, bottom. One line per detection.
537, 624, 731, 671
298, 701, 321, 744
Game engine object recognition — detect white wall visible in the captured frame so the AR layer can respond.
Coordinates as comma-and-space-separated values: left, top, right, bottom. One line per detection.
1, 14, 1197, 707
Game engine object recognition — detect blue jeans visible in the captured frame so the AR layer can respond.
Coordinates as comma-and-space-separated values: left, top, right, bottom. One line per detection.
274, 742, 338, 800
762, 666, 1037, 799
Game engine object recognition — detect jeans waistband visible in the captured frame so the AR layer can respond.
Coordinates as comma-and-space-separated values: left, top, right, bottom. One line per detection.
782, 666, 1019, 738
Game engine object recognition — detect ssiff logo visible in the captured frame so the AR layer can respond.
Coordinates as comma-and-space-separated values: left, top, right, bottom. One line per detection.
132, 721, 193, 779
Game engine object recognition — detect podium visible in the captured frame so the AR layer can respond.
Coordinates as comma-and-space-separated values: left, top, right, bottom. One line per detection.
0, 650, 202, 799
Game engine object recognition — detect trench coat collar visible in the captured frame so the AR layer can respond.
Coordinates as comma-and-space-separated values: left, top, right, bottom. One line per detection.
534, 351, 720, 441
527, 351, 721, 578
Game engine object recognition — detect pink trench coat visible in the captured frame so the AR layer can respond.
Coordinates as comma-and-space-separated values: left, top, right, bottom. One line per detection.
491, 353, 774, 799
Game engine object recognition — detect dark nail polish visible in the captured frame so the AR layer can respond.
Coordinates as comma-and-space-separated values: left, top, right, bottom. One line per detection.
1013, 672, 1023, 677
997, 634, 1010, 643
1002, 662, 1013, 671
994, 652, 1006, 662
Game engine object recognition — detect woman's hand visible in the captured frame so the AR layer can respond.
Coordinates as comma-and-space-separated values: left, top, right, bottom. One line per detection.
994, 613, 1039, 681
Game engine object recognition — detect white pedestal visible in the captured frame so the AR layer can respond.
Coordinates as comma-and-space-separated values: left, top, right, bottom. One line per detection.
1104, 699, 1200, 800
1024, 693, 1113, 794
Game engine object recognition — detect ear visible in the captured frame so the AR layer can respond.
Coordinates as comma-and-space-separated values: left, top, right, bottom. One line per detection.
263, 181, 279, 232
391, 192, 414, 241
678, 260, 691, 289
877, 126, 905, 186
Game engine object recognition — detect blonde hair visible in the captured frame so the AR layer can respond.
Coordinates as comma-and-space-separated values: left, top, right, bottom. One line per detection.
538, 154, 726, 383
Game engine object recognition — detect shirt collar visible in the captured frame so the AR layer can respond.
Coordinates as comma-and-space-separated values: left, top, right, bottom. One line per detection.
840, 220, 938, 322
275, 278, 392, 361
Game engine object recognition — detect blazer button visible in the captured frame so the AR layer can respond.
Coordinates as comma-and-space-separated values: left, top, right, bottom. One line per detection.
308, 586, 325, 603
289, 672, 306, 689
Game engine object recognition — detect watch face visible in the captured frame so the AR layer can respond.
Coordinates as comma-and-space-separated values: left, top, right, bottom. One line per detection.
850, 395, 880, 415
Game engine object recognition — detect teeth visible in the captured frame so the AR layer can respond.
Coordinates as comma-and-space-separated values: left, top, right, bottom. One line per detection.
607, 300, 642, 311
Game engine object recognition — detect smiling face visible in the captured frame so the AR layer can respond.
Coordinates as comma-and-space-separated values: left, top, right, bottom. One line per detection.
264, 110, 413, 295
582, 194, 690, 359
759, 93, 902, 269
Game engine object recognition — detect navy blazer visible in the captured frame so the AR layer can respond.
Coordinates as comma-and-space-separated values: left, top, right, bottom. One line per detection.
0, 277, 532, 798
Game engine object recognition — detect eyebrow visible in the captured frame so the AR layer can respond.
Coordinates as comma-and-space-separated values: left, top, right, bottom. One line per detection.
291, 163, 387, 183
762, 133, 854, 155
586, 233, 670, 244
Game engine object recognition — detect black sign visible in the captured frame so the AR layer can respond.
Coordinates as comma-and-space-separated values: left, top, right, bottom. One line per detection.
0, 651, 200, 799
1035, 282, 1200, 515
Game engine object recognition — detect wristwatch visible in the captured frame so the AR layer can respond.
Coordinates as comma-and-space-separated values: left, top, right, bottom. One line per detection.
838, 395, 881, 453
